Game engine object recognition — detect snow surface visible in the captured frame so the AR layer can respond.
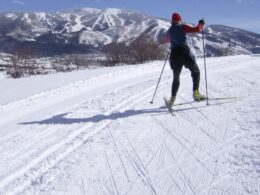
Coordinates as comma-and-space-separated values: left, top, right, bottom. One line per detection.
0, 55, 259, 194
5, 13, 18, 20
80, 30, 112, 46
71, 15, 85, 32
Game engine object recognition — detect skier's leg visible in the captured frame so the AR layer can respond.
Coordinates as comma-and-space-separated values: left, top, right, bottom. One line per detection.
185, 58, 207, 100
189, 63, 200, 91
184, 55, 200, 91
169, 48, 184, 98
171, 64, 183, 97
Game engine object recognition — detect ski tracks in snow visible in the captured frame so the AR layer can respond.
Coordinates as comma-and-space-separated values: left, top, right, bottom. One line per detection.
0, 66, 169, 194
0, 56, 259, 194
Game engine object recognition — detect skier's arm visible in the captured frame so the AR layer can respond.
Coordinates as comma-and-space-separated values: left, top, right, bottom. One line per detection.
183, 23, 204, 33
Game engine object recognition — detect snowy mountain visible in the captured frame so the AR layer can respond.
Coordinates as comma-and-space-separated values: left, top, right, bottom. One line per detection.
0, 8, 259, 56
0, 55, 259, 194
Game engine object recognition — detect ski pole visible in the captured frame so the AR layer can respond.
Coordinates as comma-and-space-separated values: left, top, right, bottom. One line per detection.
202, 28, 209, 105
150, 49, 170, 104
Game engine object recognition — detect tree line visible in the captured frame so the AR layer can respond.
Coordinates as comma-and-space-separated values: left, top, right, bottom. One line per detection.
0, 34, 166, 78
103, 34, 166, 65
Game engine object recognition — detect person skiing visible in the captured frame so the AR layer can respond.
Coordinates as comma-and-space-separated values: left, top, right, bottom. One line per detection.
166, 13, 206, 107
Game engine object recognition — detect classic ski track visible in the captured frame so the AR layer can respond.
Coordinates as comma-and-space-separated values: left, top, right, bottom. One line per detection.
178, 95, 218, 127
102, 103, 170, 195
0, 68, 136, 110
164, 141, 186, 193
61, 62, 254, 194
175, 97, 239, 143
69, 58, 256, 194
1, 56, 247, 123
98, 72, 247, 194
119, 141, 159, 195
0, 65, 168, 130
150, 119, 244, 194
172, 75, 245, 144
0, 64, 165, 112
104, 151, 119, 195
197, 77, 257, 194
150, 115, 244, 175
112, 98, 239, 195
1, 72, 169, 184
43, 83, 169, 194
0, 124, 50, 152
146, 77, 252, 194
204, 156, 220, 194
152, 117, 213, 173
102, 114, 170, 195
155, 139, 188, 195
0, 74, 169, 194
128, 137, 159, 195
1, 57, 258, 194
0, 125, 64, 161
105, 128, 130, 182
124, 142, 164, 195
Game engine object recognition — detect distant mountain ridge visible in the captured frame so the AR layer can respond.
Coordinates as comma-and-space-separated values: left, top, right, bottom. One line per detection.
0, 8, 259, 56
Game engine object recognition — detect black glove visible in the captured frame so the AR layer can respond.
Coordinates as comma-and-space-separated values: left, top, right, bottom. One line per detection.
199, 19, 205, 25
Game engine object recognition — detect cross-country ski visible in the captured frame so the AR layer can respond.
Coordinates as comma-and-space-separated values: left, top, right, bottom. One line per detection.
164, 97, 175, 116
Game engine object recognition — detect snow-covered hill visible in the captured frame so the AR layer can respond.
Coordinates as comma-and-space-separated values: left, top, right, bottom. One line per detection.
0, 55, 259, 194
0, 8, 259, 56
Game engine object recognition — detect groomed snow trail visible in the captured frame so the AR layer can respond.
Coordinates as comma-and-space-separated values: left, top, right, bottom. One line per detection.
0, 56, 259, 195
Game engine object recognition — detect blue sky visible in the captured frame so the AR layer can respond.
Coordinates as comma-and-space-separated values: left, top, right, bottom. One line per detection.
1, 0, 260, 34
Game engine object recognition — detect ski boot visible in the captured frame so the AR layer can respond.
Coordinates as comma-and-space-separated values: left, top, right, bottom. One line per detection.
193, 89, 206, 101
165, 96, 176, 108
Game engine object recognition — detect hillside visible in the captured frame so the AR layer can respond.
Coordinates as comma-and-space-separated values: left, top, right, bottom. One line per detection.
0, 8, 260, 56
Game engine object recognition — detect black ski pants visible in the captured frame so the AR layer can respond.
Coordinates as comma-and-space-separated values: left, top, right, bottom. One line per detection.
169, 46, 200, 97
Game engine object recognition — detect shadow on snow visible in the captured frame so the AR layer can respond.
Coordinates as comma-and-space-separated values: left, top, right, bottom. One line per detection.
20, 107, 168, 125
20, 100, 235, 125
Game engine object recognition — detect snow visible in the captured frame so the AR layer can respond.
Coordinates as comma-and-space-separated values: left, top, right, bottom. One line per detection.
21, 13, 32, 23
56, 12, 72, 21
207, 27, 214, 34
0, 55, 259, 194
104, 8, 122, 15
80, 30, 112, 46
81, 8, 101, 14
71, 15, 85, 32
5, 13, 18, 20
156, 19, 171, 29
2, 8, 259, 56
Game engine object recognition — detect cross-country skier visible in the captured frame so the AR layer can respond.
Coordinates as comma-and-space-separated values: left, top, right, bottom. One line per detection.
166, 13, 206, 107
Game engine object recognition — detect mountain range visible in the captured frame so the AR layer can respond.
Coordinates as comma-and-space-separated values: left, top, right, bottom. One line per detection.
0, 8, 260, 56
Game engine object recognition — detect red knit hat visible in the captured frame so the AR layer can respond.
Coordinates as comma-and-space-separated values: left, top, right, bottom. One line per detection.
172, 13, 182, 22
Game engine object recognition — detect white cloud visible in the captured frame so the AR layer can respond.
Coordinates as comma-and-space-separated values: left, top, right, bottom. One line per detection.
12, 0, 25, 5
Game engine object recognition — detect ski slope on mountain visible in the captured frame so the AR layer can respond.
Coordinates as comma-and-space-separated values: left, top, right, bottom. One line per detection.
1, 8, 260, 56
0, 55, 259, 195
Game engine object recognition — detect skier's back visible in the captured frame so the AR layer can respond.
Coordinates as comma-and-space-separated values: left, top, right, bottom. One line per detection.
166, 13, 206, 107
